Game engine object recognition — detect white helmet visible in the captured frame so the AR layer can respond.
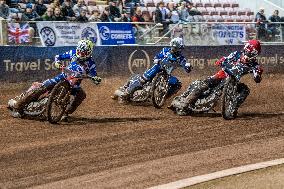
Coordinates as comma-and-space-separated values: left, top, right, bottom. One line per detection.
170, 37, 184, 52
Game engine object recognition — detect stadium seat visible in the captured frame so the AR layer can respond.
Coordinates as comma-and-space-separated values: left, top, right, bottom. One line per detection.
235, 15, 244, 22
204, 15, 215, 22
213, 15, 224, 22
237, 8, 246, 16
198, 7, 209, 15
195, 2, 203, 7
212, 0, 222, 8
192, 0, 201, 5
193, 15, 205, 22
208, 7, 218, 16
228, 7, 237, 16
215, 7, 226, 15
249, 15, 255, 21
222, 15, 234, 22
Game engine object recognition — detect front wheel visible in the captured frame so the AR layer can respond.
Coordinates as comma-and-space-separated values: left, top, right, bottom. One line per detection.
152, 72, 169, 108
46, 81, 71, 124
221, 77, 238, 120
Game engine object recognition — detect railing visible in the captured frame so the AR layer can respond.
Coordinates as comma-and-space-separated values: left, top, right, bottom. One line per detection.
141, 21, 284, 46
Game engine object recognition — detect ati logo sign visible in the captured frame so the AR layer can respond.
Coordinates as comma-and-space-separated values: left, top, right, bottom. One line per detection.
128, 50, 150, 74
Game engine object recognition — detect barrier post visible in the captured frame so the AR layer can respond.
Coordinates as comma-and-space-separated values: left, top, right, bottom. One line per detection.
0, 18, 8, 45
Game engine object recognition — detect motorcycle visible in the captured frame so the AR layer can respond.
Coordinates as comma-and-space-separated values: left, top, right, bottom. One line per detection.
8, 67, 91, 124
114, 54, 178, 108
170, 72, 240, 120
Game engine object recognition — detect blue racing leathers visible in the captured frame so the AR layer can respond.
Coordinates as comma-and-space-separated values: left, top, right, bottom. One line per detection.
126, 47, 191, 96
43, 49, 97, 95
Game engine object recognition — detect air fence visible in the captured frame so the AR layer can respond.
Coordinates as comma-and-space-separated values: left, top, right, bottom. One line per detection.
0, 45, 284, 82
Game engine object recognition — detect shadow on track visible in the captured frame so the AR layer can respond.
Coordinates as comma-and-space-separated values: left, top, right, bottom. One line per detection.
238, 112, 284, 120
61, 116, 161, 125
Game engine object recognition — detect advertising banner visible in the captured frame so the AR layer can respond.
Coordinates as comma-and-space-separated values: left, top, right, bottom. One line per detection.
211, 24, 246, 45
36, 22, 99, 46
97, 23, 135, 45
171, 24, 246, 46
7, 22, 30, 44
0, 45, 284, 82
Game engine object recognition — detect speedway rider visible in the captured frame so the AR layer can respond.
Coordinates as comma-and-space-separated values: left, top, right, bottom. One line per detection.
114, 37, 192, 100
170, 39, 263, 112
8, 39, 102, 118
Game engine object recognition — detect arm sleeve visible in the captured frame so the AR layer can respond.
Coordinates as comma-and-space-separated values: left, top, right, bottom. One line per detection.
55, 50, 75, 62
252, 63, 263, 83
179, 56, 191, 73
153, 48, 167, 61
88, 59, 97, 77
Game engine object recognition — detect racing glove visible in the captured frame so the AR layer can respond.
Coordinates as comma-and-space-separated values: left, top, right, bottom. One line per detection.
153, 59, 159, 64
215, 57, 226, 66
184, 62, 192, 73
91, 76, 102, 85
54, 61, 62, 69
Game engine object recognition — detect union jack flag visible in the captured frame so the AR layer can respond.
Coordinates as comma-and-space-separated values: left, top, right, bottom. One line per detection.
8, 23, 30, 44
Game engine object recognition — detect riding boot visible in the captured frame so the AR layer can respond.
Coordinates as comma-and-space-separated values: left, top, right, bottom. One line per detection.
235, 83, 250, 109
10, 86, 48, 111
65, 88, 86, 115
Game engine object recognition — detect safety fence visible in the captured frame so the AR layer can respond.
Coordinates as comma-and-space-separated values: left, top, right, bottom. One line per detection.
0, 45, 283, 82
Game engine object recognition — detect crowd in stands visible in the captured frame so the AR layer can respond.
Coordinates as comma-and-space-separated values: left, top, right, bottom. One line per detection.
0, 0, 257, 23
1, 0, 284, 42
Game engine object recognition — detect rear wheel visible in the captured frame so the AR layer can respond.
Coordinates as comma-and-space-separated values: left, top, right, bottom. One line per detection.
46, 81, 71, 124
152, 72, 169, 108
221, 77, 238, 120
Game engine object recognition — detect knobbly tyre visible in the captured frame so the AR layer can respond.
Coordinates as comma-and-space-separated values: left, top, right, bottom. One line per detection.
112, 37, 192, 108
169, 40, 263, 120
113, 54, 178, 108
169, 71, 246, 119
7, 66, 97, 124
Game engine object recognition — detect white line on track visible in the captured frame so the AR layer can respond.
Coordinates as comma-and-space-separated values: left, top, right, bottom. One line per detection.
148, 158, 284, 189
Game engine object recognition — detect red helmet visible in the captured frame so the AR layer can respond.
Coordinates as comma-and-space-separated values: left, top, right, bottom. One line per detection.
243, 40, 261, 59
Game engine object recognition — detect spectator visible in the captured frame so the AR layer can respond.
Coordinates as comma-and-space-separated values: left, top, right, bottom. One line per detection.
155, 1, 170, 33
268, 10, 281, 41
41, 7, 53, 20
62, 0, 74, 8
88, 9, 101, 21
109, 0, 121, 21
61, 0, 76, 21
35, 0, 47, 16
255, 8, 267, 41
0, 0, 10, 19
76, 9, 88, 22
187, 2, 201, 16
22, 3, 40, 21
155, 1, 169, 24
178, 1, 189, 22
100, 6, 114, 22
51, 0, 61, 8
281, 16, 284, 42
131, 7, 144, 22
167, 2, 179, 24
53, 7, 66, 20
121, 9, 131, 22
72, 0, 87, 17
9, 12, 22, 21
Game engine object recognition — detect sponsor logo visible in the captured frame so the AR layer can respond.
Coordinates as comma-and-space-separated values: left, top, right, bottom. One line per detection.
40, 27, 56, 46
128, 50, 150, 74
99, 26, 110, 40
81, 27, 97, 44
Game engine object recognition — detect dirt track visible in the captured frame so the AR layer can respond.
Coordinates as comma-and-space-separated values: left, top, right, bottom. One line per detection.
0, 74, 284, 189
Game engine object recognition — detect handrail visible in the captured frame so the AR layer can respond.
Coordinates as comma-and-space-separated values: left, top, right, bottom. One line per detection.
138, 23, 163, 39
153, 22, 180, 45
